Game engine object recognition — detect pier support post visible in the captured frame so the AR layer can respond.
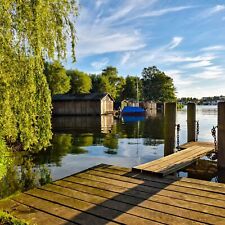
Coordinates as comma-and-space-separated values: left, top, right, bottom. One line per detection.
187, 103, 196, 142
218, 102, 225, 168
164, 102, 176, 156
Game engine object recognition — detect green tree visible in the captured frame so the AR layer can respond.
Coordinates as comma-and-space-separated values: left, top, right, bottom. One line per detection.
90, 74, 101, 93
102, 66, 118, 78
0, 1, 78, 151
122, 76, 142, 100
142, 66, 176, 102
101, 66, 125, 100
90, 67, 125, 100
44, 61, 70, 95
67, 70, 92, 94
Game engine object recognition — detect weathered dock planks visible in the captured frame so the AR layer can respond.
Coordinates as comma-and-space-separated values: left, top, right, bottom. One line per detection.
133, 142, 215, 176
1, 164, 225, 224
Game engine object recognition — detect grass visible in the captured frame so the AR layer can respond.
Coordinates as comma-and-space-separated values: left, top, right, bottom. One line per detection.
0, 211, 29, 225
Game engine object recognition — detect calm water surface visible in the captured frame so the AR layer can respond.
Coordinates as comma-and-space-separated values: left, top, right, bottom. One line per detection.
0, 105, 219, 199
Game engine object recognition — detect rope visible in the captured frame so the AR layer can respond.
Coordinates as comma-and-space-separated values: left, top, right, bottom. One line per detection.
176, 124, 181, 150
211, 125, 218, 151
196, 120, 199, 141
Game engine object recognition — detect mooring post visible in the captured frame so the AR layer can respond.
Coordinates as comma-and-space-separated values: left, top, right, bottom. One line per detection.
218, 102, 225, 168
187, 103, 196, 142
164, 102, 176, 156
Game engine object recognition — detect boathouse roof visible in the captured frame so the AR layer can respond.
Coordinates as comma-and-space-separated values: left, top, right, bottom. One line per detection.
53, 93, 114, 102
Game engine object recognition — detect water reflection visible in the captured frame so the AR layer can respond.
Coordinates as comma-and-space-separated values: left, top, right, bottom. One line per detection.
0, 152, 52, 199
34, 114, 165, 176
0, 106, 221, 200
52, 115, 114, 134
183, 159, 217, 180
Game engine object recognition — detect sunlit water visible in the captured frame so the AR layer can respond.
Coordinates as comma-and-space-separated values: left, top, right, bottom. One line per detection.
46, 105, 217, 180
0, 105, 219, 199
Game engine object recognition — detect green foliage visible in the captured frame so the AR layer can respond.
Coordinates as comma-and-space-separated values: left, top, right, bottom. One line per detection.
74, 134, 94, 147
0, 137, 12, 180
142, 66, 176, 102
0, 153, 52, 199
122, 76, 142, 100
102, 66, 118, 78
103, 134, 118, 150
98, 76, 112, 94
0, 211, 29, 225
0, 1, 78, 151
67, 70, 92, 94
44, 61, 70, 95
90, 66, 125, 100
39, 165, 52, 186
33, 134, 88, 166
90, 74, 102, 93
177, 103, 184, 109
101, 66, 121, 99
103, 126, 118, 153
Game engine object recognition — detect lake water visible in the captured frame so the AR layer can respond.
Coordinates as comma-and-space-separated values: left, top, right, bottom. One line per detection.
0, 105, 219, 199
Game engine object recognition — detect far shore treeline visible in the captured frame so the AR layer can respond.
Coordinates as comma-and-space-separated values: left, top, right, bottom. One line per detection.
44, 62, 177, 102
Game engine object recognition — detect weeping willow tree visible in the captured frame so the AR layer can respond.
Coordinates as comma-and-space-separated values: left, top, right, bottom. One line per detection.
0, 1, 78, 152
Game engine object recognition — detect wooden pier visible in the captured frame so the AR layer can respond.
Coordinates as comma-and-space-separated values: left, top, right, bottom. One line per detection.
1, 102, 225, 224
133, 142, 215, 176
1, 163, 225, 225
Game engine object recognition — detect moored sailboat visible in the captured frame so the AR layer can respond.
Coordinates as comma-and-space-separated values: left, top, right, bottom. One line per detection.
121, 76, 146, 116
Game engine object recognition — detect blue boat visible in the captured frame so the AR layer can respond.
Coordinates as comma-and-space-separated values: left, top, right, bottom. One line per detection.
121, 106, 145, 116
122, 115, 145, 123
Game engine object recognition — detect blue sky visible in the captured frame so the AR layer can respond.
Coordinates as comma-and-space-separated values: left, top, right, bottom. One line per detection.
65, 0, 225, 98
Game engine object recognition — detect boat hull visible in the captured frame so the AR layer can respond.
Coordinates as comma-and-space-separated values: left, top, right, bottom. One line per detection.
121, 112, 145, 116
121, 106, 145, 116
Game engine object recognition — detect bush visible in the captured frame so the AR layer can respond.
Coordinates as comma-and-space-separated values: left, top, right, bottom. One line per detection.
0, 211, 29, 225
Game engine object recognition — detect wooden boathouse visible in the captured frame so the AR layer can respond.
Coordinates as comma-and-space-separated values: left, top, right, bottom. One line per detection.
52, 115, 114, 134
52, 93, 114, 116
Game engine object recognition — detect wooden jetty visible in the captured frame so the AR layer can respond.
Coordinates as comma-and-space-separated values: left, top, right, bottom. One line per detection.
133, 142, 215, 176
2, 164, 225, 225
1, 102, 225, 224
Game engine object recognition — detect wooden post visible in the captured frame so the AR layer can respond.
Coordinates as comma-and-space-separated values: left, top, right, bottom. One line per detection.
217, 168, 225, 183
187, 103, 196, 142
164, 102, 176, 156
218, 102, 225, 168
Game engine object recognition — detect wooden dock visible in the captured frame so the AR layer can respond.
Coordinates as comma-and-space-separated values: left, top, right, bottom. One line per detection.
1, 163, 225, 225
133, 142, 215, 176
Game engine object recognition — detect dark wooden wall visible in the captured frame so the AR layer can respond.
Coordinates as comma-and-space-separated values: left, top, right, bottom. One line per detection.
53, 98, 114, 116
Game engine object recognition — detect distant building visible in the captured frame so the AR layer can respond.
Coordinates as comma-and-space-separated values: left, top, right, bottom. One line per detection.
53, 93, 114, 116
121, 99, 139, 109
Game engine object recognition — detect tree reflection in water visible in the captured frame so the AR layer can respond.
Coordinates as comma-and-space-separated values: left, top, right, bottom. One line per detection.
0, 114, 167, 199
0, 152, 52, 199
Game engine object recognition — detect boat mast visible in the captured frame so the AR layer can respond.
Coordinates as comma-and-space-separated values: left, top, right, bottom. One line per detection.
136, 76, 139, 107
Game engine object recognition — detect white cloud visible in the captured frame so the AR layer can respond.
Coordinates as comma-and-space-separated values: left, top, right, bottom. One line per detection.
76, 31, 145, 57
167, 37, 183, 50
201, 45, 225, 52
200, 4, 225, 18
91, 58, 109, 70
121, 52, 133, 65
75, 1, 149, 57
165, 70, 195, 87
116, 36, 217, 71
164, 54, 216, 63
192, 66, 225, 80
210, 5, 225, 14
182, 60, 212, 69
140, 6, 194, 18
75, 1, 195, 58
95, 0, 105, 9
99, 0, 157, 24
